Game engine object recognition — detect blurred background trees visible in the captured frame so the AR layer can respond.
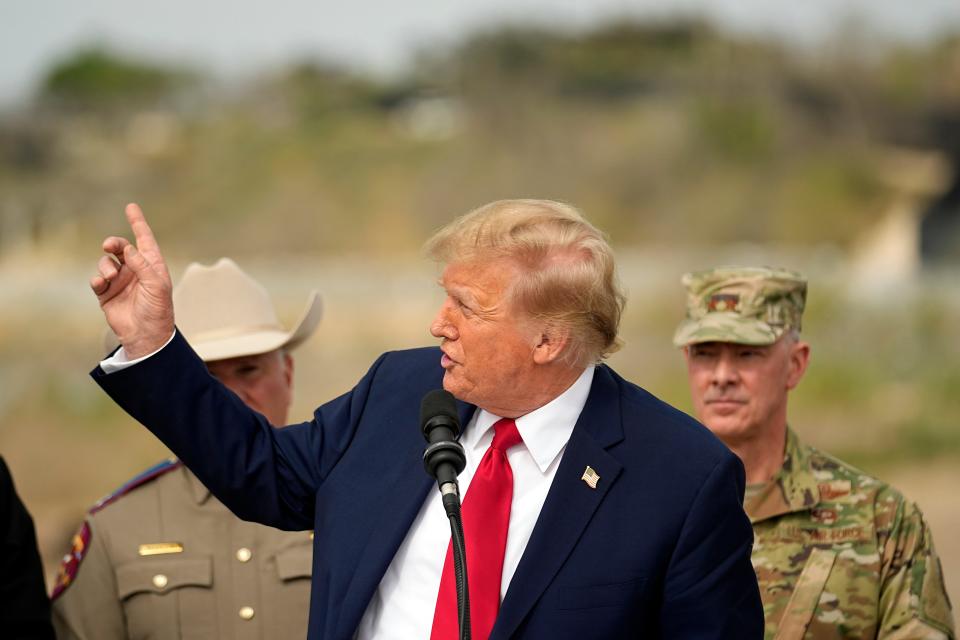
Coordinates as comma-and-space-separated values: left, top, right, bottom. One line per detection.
3, 19, 959, 258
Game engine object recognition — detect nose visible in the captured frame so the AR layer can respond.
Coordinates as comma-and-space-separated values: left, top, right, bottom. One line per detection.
430, 299, 459, 341
711, 351, 739, 389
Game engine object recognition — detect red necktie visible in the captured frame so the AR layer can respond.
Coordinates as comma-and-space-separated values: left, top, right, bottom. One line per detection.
431, 418, 523, 640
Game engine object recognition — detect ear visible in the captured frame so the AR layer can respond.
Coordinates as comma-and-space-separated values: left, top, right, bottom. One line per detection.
532, 324, 571, 365
785, 340, 810, 390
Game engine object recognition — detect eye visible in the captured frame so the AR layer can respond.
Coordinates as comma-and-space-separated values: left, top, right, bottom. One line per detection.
450, 295, 473, 317
236, 364, 260, 377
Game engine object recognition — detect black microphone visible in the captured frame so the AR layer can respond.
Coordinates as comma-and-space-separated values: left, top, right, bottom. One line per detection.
421, 389, 471, 640
421, 389, 467, 495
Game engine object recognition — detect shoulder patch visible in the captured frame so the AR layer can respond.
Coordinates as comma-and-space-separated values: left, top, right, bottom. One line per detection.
51, 460, 182, 600
818, 480, 851, 501
90, 458, 182, 515
50, 521, 91, 600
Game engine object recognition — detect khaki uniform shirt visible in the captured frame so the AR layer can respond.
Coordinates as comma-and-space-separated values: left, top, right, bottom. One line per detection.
52, 461, 313, 639
748, 429, 955, 639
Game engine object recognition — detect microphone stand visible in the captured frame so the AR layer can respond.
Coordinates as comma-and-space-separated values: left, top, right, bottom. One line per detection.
442, 483, 470, 640
424, 438, 471, 640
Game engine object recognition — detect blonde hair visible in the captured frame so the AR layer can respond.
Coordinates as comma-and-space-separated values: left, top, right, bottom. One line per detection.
424, 199, 626, 366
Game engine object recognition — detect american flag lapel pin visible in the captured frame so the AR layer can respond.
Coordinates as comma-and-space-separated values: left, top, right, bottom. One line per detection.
581, 466, 600, 489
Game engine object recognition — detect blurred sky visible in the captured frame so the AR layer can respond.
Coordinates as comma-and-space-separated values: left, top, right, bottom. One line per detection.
3, 0, 960, 106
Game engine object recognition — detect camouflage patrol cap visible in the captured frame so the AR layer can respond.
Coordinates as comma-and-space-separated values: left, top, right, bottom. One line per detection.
672, 266, 807, 347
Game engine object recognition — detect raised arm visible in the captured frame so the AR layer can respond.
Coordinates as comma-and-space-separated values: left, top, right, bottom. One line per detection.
90, 203, 174, 359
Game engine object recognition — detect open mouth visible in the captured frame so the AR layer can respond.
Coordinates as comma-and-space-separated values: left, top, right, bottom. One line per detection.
440, 352, 458, 368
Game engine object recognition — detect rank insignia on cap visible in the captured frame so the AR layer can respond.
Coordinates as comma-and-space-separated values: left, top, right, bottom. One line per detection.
581, 466, 600, 489
707, 293, 740, 313
51, 521, 92, 600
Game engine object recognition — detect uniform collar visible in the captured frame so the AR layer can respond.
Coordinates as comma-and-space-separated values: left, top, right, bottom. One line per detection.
183, 465, 213, 505
745, 426, 820, 523
464, 366, 595, 473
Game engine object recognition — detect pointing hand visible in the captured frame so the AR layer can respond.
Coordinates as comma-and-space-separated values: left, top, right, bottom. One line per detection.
90, 203, 174, 359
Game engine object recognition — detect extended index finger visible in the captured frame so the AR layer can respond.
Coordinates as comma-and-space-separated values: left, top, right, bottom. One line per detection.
124, 203, 161, 256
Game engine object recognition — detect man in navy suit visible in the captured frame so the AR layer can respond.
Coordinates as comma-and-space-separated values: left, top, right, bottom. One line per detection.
90, 199, 762, 639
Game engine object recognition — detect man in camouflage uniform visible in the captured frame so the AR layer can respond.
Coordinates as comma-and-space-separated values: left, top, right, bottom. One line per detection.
52, 258, 323, 639
674, 266, 955, 639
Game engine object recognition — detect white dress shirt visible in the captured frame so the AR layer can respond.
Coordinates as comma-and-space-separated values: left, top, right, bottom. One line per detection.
355, 365, 595, 639
102, 341, 595, 639
100, 332, 176, 373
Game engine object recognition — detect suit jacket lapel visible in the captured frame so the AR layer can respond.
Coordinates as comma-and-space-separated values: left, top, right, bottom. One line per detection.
493, 366, 624, 638
335, 398, 477, 637
456, 399, 475, 441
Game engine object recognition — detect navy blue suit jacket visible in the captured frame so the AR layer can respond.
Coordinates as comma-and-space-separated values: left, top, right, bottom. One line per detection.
94, 332, 762, 639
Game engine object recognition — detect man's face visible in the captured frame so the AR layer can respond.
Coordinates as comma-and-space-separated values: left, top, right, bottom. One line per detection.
683, 336, 809, 445
205, 349, 294, 427
429, 258, 541, 416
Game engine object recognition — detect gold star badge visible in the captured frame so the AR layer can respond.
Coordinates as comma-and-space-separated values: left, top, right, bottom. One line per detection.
581, 466, 600, 489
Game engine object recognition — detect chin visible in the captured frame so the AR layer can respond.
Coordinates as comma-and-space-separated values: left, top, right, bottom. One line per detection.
441, 371, 454, 389
441, 373, 465, 400
701, 416, 747, 440
714, 426, 763, 448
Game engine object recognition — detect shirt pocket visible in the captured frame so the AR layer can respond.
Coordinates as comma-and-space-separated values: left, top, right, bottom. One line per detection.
115, 556, 215, 640
275, 544, 313, 583
269, 542, 313, 635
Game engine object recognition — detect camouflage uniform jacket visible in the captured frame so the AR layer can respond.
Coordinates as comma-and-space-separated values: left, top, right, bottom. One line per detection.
748, 428, 955, 639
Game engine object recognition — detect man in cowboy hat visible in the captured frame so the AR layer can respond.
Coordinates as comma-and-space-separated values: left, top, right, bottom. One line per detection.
52, 257, 323, 639
674, 266, 955, 639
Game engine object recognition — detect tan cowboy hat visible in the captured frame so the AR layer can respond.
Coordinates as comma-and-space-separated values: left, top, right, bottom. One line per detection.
104, 258, 323, 361
172, 258, 322, 361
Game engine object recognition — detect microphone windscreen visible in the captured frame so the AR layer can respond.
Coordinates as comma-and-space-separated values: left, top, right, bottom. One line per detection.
420, 389, 459, 436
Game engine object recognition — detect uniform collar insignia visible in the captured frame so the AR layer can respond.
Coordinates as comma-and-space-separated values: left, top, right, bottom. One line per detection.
746, 427, 820, 523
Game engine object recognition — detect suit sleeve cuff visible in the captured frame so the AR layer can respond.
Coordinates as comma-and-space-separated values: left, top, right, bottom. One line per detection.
99, 331, 178, 374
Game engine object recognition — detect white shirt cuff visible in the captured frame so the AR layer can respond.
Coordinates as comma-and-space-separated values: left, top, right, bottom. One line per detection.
100, 331, 177, 373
